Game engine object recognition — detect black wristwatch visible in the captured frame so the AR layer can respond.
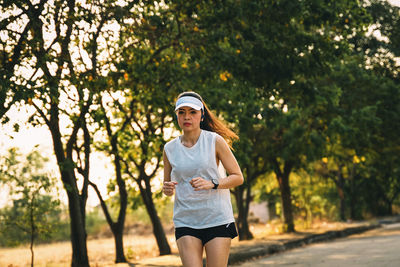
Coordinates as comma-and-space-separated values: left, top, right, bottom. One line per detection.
211, 179, 219, 189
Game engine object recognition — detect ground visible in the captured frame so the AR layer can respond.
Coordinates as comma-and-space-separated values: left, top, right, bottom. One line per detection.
0, 220, 365, 267
235, 222, 400, 266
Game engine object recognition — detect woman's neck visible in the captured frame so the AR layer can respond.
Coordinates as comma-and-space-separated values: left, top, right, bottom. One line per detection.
181, 128, 202, 147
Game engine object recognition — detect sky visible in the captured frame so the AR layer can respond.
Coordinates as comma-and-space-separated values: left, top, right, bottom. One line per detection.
389, 0, 400, 5
0, 104, 115, 208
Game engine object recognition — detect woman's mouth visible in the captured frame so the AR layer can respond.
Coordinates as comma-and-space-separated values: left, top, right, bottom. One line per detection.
183, 122, 191, 126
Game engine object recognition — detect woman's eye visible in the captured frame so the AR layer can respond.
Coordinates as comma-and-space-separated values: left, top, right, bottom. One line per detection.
190, 111, 197, 114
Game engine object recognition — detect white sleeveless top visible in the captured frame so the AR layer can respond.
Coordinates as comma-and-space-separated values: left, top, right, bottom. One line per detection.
164, 130, 235, 229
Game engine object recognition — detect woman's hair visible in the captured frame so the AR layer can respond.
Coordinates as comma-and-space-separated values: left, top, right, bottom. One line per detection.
177, 91, 239, 148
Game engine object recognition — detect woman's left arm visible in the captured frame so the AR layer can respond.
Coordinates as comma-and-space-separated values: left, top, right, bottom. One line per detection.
190, 135, 244, 191
215, 135, 244, 189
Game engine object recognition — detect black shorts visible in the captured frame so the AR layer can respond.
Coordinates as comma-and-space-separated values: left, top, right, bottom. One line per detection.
175, 222, 238, 245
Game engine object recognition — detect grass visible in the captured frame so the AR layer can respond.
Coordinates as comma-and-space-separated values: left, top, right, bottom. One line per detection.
0, 220, 355, 267
0, 233, 178, 267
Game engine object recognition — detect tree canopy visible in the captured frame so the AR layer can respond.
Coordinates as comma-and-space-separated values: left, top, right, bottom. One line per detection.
1, 0, 400, 265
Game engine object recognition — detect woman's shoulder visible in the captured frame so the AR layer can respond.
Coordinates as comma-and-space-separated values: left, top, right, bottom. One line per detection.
202, 130, 227, 148
202, 129, 219, 139
164, 136, 180, 150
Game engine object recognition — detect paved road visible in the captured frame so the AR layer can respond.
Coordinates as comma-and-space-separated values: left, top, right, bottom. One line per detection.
235, 223, 400, 267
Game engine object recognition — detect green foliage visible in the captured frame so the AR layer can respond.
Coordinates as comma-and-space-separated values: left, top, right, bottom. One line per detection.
319, 36, 400, 219
252, 169, 340, 225
85, 207, 108, 238
169, 0, 399, 232
291, 171, 339, 224
252, 173, 280, 204
1, 0, 400, 248
0, 148, 61, 247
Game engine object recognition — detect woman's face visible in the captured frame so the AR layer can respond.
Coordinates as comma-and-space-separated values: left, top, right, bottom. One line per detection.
176, 106, 202, 131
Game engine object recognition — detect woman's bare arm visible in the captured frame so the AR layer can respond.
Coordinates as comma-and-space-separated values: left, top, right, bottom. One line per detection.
215, 135, 244, 189
163, 150, 177, 196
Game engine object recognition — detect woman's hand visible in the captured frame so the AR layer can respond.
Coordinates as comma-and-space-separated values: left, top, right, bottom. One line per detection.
190, 177, 213, 191
163, 181, 178, 196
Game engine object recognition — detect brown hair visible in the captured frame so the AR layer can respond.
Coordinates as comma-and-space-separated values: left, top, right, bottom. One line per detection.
177, 91, 239, 148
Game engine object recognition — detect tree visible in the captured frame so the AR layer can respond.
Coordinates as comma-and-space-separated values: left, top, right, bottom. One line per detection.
88, 1, 191, 255
0, 1, 130, 265
0, 148, 60, 267
315, 0, 400, 220
183, 0, 372, 232
205, 84, 271, 240
364, 0, 400, 217
88, 97, 129, 262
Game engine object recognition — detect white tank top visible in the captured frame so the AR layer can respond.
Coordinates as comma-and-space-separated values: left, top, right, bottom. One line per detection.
164, 130, 235, 228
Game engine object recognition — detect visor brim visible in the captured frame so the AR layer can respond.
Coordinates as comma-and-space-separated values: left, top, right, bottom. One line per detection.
175, 103, 202, 111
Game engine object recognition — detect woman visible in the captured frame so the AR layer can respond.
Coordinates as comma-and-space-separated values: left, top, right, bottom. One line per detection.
163, 91, 244, 267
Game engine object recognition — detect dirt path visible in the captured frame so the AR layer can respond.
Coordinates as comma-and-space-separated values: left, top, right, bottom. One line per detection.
235, 223, 400, 266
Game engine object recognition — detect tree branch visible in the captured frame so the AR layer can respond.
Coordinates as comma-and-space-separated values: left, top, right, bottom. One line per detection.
88, 180, 115, 227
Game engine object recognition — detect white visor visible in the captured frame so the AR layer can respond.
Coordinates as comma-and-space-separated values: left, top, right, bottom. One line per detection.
175, 96, 204, 111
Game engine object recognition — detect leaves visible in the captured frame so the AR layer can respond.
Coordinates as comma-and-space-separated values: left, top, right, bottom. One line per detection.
1, 0, 399, 245
0, 148, 60, 247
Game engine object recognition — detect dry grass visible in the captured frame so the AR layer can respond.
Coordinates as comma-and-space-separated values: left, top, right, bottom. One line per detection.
247, 219, 357, 242
0, 234, 178, 267
0, 220, 354, 267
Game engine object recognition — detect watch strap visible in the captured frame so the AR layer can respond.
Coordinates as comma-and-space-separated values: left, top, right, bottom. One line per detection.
212, 179, 219, 189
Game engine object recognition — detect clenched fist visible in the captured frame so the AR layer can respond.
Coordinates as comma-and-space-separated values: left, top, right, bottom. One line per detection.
190, 177, 213, 191
163, 181, 178, 196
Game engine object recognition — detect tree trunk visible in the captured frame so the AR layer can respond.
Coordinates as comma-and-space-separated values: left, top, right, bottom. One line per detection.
66, 189, 90, 267
234, 185, 253, 240
102, 208, 126, 263
97, 108, 128, 263
109, 134, 127, 263
277, 173, 295, 232
337, 168, 346, 221
349, 165, 357, 220
112, 225, 126, 263
111, 218, 127, 263
51, 126, 89, 266
339, 188, 346, 221
389, 190, 400, 215
388, 201, 393, 215
139, 180, 171, 255
380, 194, 393, 216
30, 197, 35, 267
90, 180, 127, 263
30, 241, 34, 267
274, 161, 295, 233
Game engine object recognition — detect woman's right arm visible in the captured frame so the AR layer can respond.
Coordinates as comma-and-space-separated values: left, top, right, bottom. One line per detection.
163, 150, 177, 196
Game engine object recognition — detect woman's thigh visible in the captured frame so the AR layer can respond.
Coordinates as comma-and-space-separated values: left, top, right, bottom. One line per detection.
176, 235, 204, 267
204, 237, 231, 267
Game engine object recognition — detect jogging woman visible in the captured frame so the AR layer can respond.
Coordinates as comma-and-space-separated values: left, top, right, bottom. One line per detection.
163, 91, 243, 267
